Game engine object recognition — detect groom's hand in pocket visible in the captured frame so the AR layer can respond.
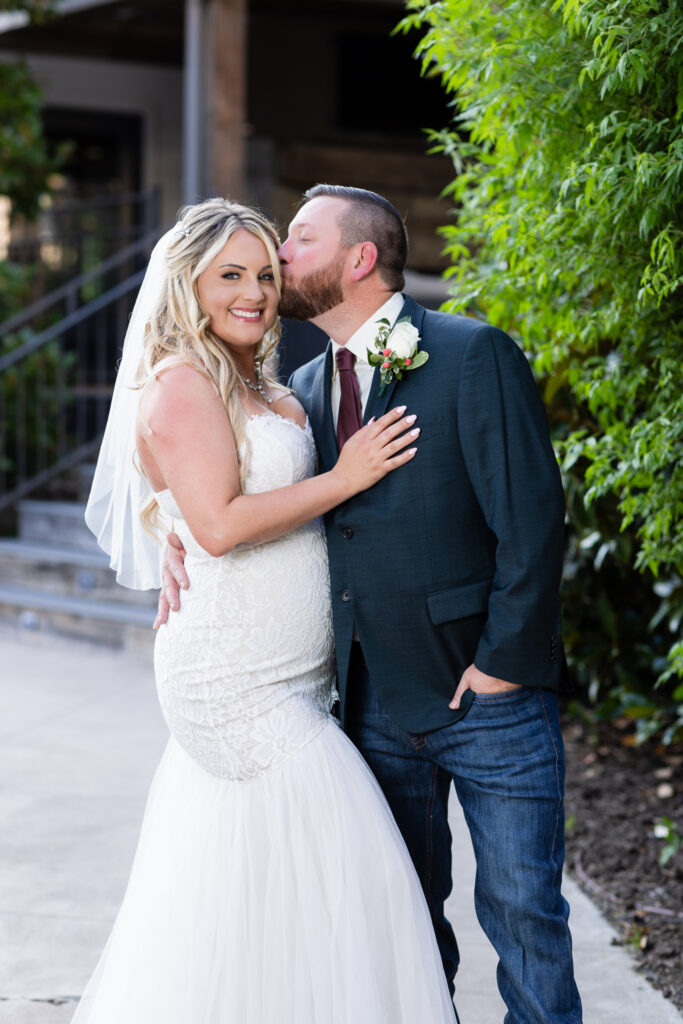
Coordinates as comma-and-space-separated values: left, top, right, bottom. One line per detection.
449, 663, 521, 709
154, 532, 189, 629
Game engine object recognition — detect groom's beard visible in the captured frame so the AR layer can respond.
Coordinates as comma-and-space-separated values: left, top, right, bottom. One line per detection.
278, 255, 345, 321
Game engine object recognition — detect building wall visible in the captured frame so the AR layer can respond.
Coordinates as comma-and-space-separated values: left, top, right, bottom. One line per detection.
246, 8, 455, 272
0, 51, 183, 225
1, 2, 455, 273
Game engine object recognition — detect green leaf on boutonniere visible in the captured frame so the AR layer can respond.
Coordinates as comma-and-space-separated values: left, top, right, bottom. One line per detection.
378, 367, 402, 395
367, 350, 384, 365
405, 350, 429, 370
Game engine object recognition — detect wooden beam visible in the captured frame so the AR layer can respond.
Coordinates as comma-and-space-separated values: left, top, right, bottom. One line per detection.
204, 0, 247, 200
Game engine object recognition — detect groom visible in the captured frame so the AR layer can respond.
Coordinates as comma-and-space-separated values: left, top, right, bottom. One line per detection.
160, 185, 582, 1024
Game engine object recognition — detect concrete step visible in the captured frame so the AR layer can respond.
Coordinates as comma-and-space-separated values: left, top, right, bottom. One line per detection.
0, 539, 157, 608
0, 583, 155, 654
18, 500, 102, 553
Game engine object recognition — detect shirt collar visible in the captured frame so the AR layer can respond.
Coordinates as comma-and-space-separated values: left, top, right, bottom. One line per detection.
331, 293, 404, 372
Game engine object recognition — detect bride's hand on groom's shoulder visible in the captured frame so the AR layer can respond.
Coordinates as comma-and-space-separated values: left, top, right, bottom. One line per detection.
154, 532, 188, 629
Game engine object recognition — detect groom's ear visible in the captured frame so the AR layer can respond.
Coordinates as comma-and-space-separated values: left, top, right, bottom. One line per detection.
348, 241, 378, 282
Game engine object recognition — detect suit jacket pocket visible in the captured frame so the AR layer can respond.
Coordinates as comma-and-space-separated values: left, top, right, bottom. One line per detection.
427, 577, 493, 625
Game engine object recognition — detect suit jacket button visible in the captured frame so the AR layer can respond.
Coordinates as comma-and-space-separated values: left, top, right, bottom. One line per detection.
342, 528, 353, 539
341, 589, 351, 602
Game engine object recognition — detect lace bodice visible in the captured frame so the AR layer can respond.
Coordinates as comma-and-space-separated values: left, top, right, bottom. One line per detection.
153, 412, 337, 781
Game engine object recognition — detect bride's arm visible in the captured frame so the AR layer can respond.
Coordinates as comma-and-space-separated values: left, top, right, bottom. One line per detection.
138, 363, 417, 558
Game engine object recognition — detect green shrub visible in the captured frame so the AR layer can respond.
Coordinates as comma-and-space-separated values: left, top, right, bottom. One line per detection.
399, 0, 683, 741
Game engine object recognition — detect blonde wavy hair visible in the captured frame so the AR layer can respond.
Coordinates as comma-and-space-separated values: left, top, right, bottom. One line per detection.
137, 197, 285, 537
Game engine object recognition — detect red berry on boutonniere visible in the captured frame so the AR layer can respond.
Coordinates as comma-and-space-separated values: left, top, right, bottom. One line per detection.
383, 347, 392, 357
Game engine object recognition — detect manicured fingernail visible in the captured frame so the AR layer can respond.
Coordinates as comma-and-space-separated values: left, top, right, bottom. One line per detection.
172, 602, 179, 611
181, 581, 188, 589
405, 414, 417, 425
368, 416, 376, 423
410, 427, 420, 437
450, 700, 459, 709
408, 447, 417, 455
395, 405, 407, 415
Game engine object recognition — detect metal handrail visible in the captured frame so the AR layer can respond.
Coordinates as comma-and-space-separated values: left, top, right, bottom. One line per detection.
5, 185, 161, 305
0, 228, 163, 337
0, 201, 162, 517
0, 270, 146, 372
0, 438, 103, 512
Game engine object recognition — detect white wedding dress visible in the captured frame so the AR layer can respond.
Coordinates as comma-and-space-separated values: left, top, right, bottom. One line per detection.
73, 411, 455, 1024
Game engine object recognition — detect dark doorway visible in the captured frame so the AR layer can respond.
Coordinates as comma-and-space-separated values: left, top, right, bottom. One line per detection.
8, 108, 152, 293
43, 107, 143, 201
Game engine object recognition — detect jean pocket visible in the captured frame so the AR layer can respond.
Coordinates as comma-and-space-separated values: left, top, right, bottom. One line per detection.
472, 686, 526, 703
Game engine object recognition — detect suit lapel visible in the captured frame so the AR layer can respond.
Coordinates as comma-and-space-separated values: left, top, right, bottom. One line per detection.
363, 367, 399, 424
308, 343, 338, 472
363, 296, 427, 424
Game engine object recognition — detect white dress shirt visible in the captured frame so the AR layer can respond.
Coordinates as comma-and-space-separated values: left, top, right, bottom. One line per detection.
330, 293, 404, 431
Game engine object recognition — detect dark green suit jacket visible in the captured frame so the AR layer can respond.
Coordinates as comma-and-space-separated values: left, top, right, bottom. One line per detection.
289, 296, 570, 733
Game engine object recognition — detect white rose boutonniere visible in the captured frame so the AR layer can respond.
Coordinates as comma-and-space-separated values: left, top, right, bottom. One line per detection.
367, 316, 429, 396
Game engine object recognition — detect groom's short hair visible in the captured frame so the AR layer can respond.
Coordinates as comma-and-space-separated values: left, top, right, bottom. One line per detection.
302, 184, 408, 292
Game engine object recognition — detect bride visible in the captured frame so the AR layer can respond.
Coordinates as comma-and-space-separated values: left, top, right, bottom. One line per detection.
81, 197, 456, 1023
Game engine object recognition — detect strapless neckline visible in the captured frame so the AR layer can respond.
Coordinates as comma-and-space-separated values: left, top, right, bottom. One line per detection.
246, 409, 312, 436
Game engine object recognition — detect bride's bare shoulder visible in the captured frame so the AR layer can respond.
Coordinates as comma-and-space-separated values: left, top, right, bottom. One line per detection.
148, 357, 211, 387
139, 360, 221, 432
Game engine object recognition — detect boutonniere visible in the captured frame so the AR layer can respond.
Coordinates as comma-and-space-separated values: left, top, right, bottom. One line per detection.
367, 316, 429, 395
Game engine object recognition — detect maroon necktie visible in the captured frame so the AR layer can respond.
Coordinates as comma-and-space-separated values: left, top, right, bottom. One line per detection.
335, 347, 363, 450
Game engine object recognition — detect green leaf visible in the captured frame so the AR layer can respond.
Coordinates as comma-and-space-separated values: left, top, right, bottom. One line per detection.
405, 350, 429, 370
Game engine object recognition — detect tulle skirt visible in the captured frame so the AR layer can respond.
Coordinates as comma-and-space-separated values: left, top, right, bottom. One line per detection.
72, 719, 455, 1023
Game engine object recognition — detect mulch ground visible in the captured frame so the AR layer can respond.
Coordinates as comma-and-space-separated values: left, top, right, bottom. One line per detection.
562, 709, 683, 1011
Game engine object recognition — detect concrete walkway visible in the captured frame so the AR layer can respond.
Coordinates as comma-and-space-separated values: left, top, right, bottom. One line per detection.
0, 628, 680, 1024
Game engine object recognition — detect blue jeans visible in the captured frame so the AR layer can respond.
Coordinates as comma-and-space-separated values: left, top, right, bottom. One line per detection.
344, 646, 582, 1024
